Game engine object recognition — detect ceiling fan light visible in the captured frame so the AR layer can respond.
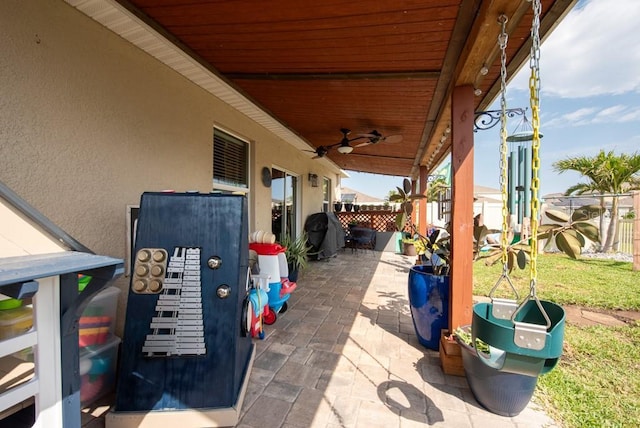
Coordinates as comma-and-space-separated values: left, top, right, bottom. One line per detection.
337, 144, 353, 154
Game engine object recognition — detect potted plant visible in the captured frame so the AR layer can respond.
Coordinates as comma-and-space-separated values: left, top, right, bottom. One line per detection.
457, 204, 602, 415
334, 201, 343, 212
280, 231, 313, 282
343, 199, 354, 212
453, 326, 538, 417
402, 237, 417, 256
391, 179, 451, 350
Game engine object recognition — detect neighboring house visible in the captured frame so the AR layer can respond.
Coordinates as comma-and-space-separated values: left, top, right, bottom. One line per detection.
339, 187, 386, 207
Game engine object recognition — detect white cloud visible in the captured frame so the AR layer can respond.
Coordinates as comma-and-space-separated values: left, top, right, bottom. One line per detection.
616, 108, 640, 123
545, 104, 640, 128
565, 107, 597, 121
510, 0, 640, 98
544, 107, 595, 127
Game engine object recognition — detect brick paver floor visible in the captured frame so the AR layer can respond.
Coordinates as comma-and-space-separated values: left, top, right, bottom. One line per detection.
235, 250, 558, 428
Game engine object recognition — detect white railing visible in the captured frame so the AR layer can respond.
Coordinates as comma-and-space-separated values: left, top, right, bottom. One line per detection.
0, 276, 63, 428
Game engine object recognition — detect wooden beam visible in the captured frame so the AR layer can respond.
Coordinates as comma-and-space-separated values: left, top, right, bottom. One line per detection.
225, 71, 440, 81
480, 0, 578, 110
419, 166, 428, 237
412, 0, 479, 178
449, 85, 475, 331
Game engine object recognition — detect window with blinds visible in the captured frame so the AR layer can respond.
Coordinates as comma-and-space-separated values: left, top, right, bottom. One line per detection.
213, 128, 249, 191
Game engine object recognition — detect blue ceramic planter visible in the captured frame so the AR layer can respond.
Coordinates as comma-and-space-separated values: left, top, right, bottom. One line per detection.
408, 265, 449, 350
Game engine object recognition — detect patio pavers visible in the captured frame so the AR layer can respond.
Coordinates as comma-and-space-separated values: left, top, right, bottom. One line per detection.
236, 250, 558, 428
81, 250, 558, 427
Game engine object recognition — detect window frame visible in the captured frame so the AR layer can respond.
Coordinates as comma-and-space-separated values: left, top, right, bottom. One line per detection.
212, 127, 250, 193
322, 177, 331, 212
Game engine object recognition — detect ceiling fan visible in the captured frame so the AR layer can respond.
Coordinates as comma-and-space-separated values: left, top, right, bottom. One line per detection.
304, 145, 330, 159
304, 128, 403, 158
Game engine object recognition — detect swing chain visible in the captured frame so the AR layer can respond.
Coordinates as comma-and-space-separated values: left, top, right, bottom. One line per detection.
513, 0, 551, 330
498, 14, 510, 270
487, 15, 519, 313
528, 0, 542, 289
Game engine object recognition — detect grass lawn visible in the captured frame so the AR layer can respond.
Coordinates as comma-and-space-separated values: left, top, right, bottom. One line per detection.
473, 253, 640, 427
473, 253, 640, 310
537, 324, 640, 428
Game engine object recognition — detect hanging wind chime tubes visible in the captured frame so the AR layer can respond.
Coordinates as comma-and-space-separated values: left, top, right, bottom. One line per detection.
506, 114, 543, 225
469, 3, 566, 380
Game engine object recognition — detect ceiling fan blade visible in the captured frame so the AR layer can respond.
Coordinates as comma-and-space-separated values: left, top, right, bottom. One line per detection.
382, 134, 403, 144
353, 140, 372, 148
353, 132, 403, 148
358, 133, 378, 139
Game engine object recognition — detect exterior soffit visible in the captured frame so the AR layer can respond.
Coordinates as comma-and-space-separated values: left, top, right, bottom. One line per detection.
64, 0, 343, 173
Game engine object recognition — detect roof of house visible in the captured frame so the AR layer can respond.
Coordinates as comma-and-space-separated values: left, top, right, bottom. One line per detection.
339, 187, 385, 204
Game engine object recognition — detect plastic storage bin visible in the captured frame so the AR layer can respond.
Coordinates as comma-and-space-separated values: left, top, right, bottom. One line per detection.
79, 287, 120, 347
80, 335, 121, 406
0, 305, 33, 340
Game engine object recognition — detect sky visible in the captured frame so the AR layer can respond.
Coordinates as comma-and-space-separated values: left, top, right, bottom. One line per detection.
342, 0, 640, 199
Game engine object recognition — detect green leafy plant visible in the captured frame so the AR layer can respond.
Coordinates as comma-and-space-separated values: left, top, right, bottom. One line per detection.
476, 204, 603, 272
390, 178, 451, 274
389, 178, 425, 232
281, 231, 314, 271
453, 326, 490, 354
402, 236, 428, 255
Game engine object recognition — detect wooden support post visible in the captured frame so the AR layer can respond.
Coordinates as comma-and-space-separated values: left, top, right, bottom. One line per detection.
449, 85, 475, 331
634, 191, 640, 272
418, 166, 428, 237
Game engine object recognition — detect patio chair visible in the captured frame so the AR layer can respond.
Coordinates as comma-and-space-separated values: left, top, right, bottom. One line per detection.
348, 226, 376, 253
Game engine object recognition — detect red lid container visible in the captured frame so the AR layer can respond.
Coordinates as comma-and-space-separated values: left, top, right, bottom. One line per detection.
249, 243, 286, 255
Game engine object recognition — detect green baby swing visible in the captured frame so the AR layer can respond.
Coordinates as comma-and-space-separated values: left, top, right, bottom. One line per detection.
471, 2, 565, 378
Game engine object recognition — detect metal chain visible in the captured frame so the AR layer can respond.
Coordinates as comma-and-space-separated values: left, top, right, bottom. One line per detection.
498, 15, 510, 273
528, 0, 542, 296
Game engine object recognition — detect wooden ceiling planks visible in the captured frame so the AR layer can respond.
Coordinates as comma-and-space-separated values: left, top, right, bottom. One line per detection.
124, 0, 576, 178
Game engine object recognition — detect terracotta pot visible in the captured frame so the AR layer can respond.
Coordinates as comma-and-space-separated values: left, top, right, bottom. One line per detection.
403, 242, 417, 256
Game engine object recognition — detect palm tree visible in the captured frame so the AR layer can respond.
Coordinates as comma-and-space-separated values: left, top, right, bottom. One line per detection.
426, 176, 449, 203
553, 150, 640, 252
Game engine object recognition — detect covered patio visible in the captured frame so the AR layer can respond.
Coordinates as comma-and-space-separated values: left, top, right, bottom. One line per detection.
76, 251, 557, 428
1, 0, 578, 426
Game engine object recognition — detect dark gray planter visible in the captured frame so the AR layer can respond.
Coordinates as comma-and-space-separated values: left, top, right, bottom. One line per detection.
455, 326, 538, 417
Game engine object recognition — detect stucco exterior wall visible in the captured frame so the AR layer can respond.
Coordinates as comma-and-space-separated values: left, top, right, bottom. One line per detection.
1, 0, 340, 335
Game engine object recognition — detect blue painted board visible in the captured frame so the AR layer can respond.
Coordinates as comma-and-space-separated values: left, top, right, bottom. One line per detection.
115, 192, 252, 412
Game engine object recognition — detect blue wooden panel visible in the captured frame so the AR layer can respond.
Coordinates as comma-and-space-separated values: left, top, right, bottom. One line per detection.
115, 192, 252, 412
